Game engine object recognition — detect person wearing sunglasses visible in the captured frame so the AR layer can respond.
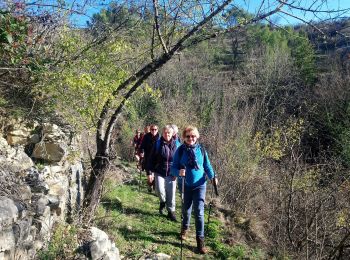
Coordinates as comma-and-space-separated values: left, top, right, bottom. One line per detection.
140, 124, 159, 191
171, 125, 218, 254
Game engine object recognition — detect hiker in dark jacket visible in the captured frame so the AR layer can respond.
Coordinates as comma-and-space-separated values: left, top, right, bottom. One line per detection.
148, 125, 180, 221
171, 125, 218, 254
137, 126, 150, 169
140, 124, 159, 189
132, 129, 142, 163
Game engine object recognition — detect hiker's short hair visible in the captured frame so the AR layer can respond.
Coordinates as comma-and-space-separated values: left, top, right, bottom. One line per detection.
163, 125, 174, 134
182, 126, 200, 139
171, 124, 178, 135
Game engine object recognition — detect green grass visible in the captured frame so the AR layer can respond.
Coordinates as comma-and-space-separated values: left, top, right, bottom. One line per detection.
37, 224, 79, 260
96, 168, 265, 259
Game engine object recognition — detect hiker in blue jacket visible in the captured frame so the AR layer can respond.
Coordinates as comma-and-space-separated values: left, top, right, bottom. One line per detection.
171, 125, 218, 254
148, 125, 180, 221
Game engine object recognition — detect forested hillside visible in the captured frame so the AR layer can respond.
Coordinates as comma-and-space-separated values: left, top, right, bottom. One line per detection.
1, 0, 350, 259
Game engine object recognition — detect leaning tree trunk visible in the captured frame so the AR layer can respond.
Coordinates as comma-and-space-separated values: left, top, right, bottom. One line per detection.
82, 152, 110, 224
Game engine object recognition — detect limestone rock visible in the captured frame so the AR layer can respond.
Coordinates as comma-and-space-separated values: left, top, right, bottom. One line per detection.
29, 134, 40, 144
4, 120, 39, 146
6, 129, 31, 146
42, 123, 66, 142
32, 142, 68, 162
0, 226, 16, 253
25, 168, 49, 194
0, 197, 18, 256
42, 165, 64, 176
68, 162, 84, 216
145, 253, 171, 260
0, 137, 34, 173
17, 185, 32, 203
89, 227, 120, 260
35, 196, 49, 217
30, 123, 72, 163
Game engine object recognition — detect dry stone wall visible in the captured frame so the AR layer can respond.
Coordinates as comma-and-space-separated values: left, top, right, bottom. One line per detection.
0, 120, 119, 260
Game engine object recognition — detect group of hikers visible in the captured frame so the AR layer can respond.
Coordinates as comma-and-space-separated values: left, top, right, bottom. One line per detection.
132, 124, 218, 255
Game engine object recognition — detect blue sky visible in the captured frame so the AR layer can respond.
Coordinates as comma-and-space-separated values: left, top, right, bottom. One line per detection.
68, 0, 350, 27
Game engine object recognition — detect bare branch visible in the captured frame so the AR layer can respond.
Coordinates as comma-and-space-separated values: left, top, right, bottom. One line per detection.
151, 24, 156, 60
279, 0, 350, 14
152, 0, 169, 54
278, 9, 326, 36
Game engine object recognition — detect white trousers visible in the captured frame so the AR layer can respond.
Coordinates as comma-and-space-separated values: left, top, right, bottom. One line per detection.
155, 174, 177, 212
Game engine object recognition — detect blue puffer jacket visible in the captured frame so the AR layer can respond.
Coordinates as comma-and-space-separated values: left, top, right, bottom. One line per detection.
171, 143, 215, 187
147, 137, 180, 177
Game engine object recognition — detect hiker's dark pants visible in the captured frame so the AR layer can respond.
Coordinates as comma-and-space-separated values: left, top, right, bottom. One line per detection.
182, 183, 206, 238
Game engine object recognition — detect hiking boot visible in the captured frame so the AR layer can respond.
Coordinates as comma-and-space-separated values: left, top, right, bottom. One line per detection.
167, 211, 177, 222
196, 236, 208, 254
159, 202, 166, 215
180, 227, 188, 240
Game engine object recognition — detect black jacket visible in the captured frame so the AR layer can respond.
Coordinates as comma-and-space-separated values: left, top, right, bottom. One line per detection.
140, 132, 159, 173
147, 137, 178, 177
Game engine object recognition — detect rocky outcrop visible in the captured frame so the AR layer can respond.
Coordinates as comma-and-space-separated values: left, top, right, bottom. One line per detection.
0, 120, 117, 259
0, 128, 84, 259
0, 122, 120, 260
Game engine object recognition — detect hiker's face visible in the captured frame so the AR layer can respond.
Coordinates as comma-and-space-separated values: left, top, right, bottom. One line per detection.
184, 131, 197, 146
150, 126, 158, 136
162, 129, 173, 142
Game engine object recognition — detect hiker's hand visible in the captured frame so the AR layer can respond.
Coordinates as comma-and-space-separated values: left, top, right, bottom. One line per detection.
179, 169, 186, 177
211, 178, 218, 186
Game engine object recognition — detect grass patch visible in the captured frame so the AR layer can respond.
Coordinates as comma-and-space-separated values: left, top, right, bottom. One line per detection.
96, 167, 266, 259
37, 224, 78, 260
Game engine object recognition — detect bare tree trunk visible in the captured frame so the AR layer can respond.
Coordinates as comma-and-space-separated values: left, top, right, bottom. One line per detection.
82, 152, 110, 224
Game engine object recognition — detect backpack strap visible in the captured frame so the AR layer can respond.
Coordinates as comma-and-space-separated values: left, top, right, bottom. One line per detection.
199, 144, 207, 164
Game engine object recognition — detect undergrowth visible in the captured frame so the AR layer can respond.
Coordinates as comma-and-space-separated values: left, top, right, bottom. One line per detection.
37, 224, 78, 260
